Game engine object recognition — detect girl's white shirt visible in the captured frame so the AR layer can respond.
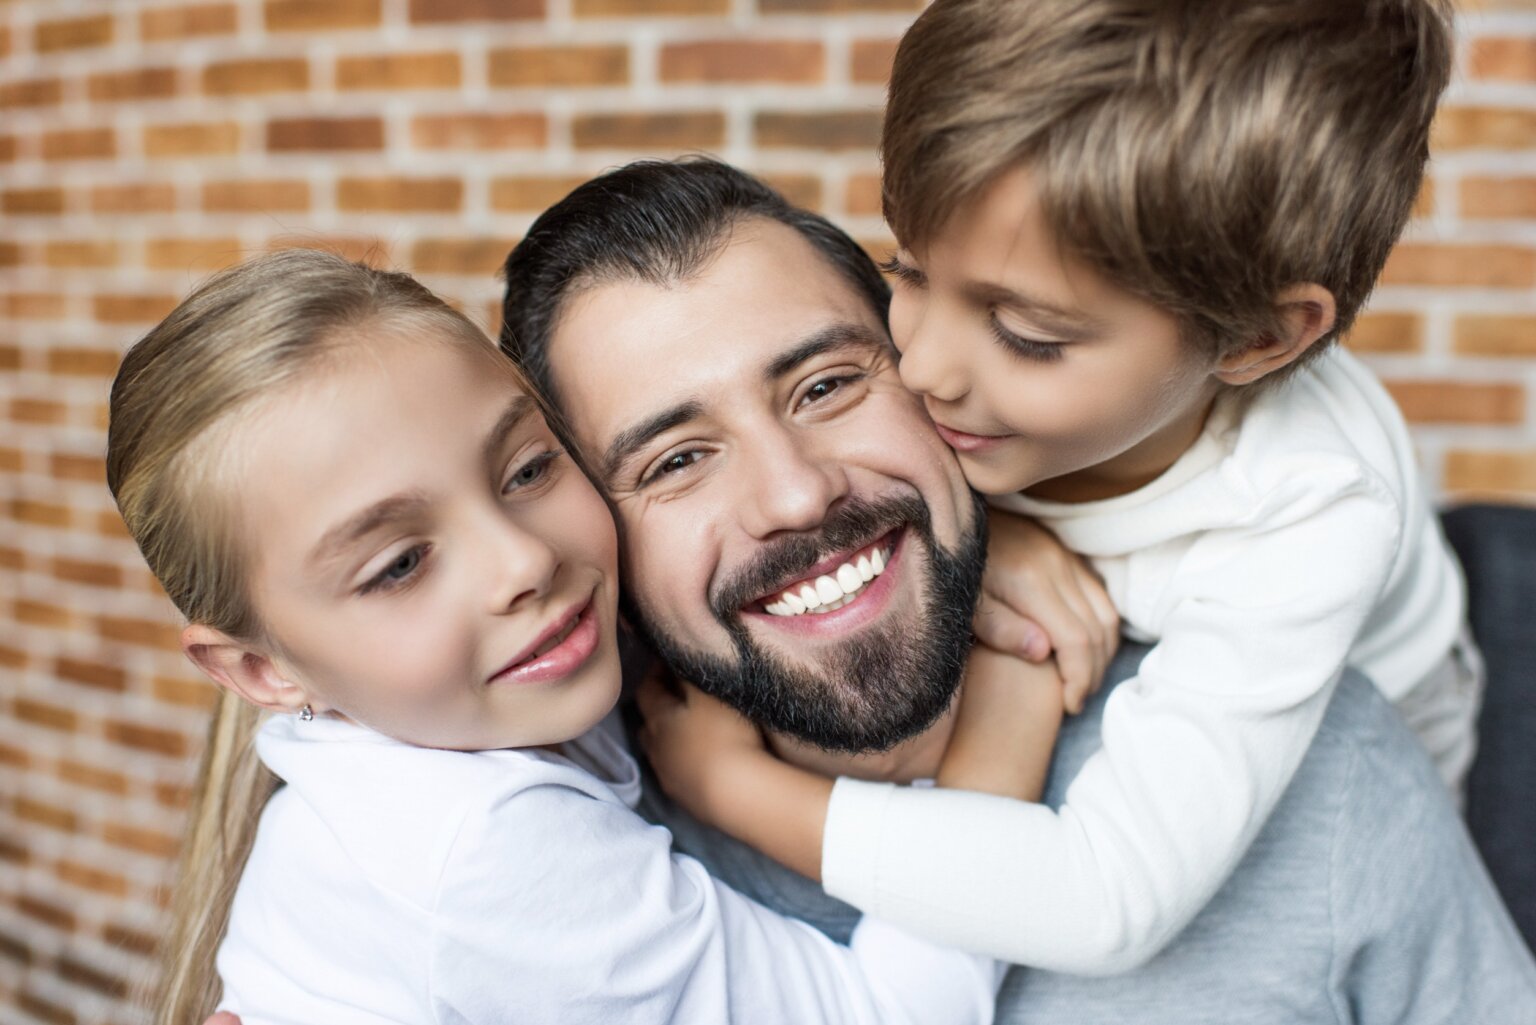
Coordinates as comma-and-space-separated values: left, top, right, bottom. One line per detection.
822, 347, 1476, 974
216, 710, 1000, 1025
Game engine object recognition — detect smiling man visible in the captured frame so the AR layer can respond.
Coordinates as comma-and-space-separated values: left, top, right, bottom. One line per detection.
495, 158, 1535, 1022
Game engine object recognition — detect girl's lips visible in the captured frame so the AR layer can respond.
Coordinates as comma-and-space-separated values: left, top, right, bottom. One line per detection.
933, 420, 1008, 454
489, 598, 599, 686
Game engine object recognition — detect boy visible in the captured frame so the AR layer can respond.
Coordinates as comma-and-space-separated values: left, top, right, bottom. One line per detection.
644, 0, 1485, 974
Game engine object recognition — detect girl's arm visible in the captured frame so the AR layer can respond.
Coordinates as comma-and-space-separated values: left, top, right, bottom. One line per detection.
428, 767, 1000, 1025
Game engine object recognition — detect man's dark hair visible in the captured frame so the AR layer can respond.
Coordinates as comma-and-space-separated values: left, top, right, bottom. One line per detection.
499, 157, 891, 405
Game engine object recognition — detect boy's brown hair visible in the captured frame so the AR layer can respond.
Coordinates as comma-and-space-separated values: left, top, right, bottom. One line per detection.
882, 0, 1453, 372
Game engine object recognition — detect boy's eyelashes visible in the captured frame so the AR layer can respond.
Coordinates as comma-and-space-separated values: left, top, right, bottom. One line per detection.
879, 254, 925, 287
988, 316, 1065, 363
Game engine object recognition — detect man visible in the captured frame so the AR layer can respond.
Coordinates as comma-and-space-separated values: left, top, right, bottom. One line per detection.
500, 158, 1536, 1020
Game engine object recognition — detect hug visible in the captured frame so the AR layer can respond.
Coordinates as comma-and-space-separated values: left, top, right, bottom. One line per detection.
94, 0, 1536, 1021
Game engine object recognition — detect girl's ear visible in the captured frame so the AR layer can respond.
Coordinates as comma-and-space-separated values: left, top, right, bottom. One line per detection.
1214, 283, 1338, 386
181, 623, 315, 715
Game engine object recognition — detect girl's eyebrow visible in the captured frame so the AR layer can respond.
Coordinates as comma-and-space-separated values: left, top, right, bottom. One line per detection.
310, 492, 431, 569
482, 394, 539, 467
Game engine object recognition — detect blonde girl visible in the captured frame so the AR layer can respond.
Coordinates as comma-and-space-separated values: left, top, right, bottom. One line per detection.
111, 250, 1000, 1025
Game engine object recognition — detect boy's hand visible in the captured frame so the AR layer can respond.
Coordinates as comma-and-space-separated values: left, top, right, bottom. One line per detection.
637, 668, 770, 823
977, 511, 1120, 714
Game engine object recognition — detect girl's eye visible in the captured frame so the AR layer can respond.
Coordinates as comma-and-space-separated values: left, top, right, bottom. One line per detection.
643, 449, 704, 486
989, 317, 1065, 364
362, 545, 428, 595
504, 449, 563, 493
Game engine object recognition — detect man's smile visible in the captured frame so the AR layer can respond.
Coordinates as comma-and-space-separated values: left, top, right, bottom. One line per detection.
759, 533, 895, 617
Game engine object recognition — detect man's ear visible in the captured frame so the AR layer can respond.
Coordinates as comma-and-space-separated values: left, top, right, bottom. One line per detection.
1215, 283, 1338, 386
181, 623, 315, 715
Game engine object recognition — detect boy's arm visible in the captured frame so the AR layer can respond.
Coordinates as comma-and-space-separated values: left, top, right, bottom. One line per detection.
935, 647, 1064, 799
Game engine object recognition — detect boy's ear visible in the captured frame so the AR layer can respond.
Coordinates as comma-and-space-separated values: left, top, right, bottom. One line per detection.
181, 623, 315, 715
1215, 283, 1338, 386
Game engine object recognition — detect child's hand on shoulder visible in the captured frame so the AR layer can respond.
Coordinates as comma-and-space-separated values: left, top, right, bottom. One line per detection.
977, 511, 1120, 713
637, 668, 769, 822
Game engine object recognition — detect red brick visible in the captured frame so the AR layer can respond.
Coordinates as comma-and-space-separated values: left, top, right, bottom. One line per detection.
851, 37, 899, 84
412, 237, 518, 276
56, 954, 130, 997
42, 127, 116, 161
1432, 106, 1536, 151
16, 990, 76, 1025
0, 134, 15, 163
844, 172, 882, 215
11, 499, 73, 527
338, 177, 463, 213
48, 347, 121, 377
490, 45, 630, 87
489, 175, 588, 211
203, 58, 310, 95
572, 111, 725, 149
1343, 312, 1422, 354
102, 821, 181, 857
146, 237, 246, 273
0, 78, 63, 109
144, 120, 241, 157
10, 398, 67, 424
141, 3, 238, 41
0, 242, 20, 267
103, 922, 158, 956
1455, 315, 1536, 357
575, 0, 727, 13
3, 188, 66, 215
55, 657, 129, 693
203, 179, 310, 213
92, 182, 177, 214
411, 112, 546, 150
95, 294, 179, 324
97, 510, 134, 540
98, 615, 183, 651
156, 780, 195, 809
1384, 380, 1526, 425
1461, 177, 1536, 219
0, 739, 25, 767
660, 40, 822, 83
104, 720, 191, 757
16, 896, 75, 931
409, 0, 544, 22
59, 760, 131, 795
761, 0, 920, 10
4, 293, 67, 319
756, 110, 882, 150
268, 116, 384, 151
337, 52, 462, 90
14, 698, 76, 731
44, 241, 120, 268
153, 674, 217, 710
0, 25, 10, 59
1469, 36, 1536, 82
16, 599, 74, 628
1444, 449, 1536, 498
16, 797, 78, 834
761, 173, 823, 210
51, 453, 108, 482
1380, 243, 1536, 289
87, 67, 179, 103
35, 14, 114, 53
265, 0, 382, 31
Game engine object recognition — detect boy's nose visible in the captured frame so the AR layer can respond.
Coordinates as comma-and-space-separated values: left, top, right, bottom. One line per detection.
895, 311, 971, 404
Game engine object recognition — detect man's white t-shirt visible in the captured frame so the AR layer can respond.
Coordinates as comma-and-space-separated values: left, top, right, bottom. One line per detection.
217, 711, 1000, 1025
823, 348, 1477, 973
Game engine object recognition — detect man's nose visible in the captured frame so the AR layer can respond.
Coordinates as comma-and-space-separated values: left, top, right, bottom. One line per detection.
479, 509, 560, 614
736, 426, 850, 541
895, 301, 971, 405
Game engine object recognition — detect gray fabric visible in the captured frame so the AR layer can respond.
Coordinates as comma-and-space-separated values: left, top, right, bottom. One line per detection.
1443, 503, 1536, 953
638, 644, 1536, 1022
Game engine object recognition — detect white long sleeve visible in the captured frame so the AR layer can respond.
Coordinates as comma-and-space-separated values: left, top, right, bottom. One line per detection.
822, 351, 1468, 975
219, 714, 999, 1025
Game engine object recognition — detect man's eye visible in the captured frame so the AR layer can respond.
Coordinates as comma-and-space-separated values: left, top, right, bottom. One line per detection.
798, 374, 861, 408
643, 450, 704, 486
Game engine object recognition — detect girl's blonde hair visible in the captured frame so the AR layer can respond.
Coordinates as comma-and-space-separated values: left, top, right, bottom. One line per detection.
107, 248, 529, 1024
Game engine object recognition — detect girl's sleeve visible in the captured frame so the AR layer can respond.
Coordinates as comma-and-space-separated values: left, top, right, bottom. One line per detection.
427, 772, 1001, 1025
822, 486, 1402, 975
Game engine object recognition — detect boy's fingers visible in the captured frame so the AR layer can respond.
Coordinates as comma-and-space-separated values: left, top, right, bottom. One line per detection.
973, 597, 1049, 661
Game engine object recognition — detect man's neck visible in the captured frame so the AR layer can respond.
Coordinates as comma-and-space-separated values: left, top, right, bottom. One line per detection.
764, 698, 959, 783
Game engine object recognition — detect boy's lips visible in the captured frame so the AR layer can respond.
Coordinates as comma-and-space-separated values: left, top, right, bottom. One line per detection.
932, 419, 1008, 454
488, 596, 599, 686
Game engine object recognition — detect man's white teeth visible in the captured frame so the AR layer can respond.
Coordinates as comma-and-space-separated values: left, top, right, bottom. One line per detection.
763, 545, 891, 617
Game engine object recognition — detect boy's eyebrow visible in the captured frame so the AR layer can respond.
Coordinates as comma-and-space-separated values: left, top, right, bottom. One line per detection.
763, 323, 890, 381
964, 281, 1106, 334
311, 492, 431, 569
601, 401, 705, 485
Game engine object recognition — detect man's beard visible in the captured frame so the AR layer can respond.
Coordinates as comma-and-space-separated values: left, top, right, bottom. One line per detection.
625, 490, 988, 754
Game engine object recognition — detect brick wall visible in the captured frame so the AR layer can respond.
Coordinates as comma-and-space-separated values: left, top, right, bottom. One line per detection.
1, 0, 1532, 1021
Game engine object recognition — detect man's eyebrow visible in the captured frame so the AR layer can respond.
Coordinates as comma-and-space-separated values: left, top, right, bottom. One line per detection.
601, 400, 705, 485
482, 394, 539, 467
964, 281, 1105, 334
764, 323, 890, 381
310, 492, 430, 569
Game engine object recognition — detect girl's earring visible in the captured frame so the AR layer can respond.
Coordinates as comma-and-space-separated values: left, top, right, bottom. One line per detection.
299, 704, 314, 722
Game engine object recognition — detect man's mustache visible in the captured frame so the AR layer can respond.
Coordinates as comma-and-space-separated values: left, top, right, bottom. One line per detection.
709, 493, 932, 622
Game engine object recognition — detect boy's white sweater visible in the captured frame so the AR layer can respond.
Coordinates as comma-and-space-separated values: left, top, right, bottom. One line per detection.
218, 713, 999, 1024
823, 348, 1472, 974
